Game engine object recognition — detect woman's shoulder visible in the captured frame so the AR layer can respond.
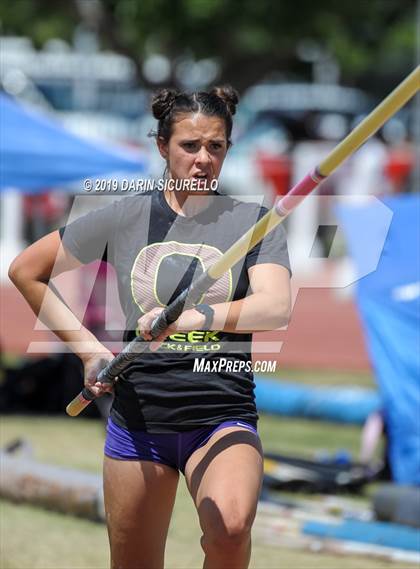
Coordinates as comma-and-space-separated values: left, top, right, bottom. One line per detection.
66, 192, 155, 235
216, 193, 269, 220
100, 191, 155, 217
115, 190, 155, 209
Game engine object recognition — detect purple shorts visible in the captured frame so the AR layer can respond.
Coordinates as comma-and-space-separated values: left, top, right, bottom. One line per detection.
104, 418, 258, 474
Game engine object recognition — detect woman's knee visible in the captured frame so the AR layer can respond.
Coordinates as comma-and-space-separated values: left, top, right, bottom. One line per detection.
199, 503, 253, 553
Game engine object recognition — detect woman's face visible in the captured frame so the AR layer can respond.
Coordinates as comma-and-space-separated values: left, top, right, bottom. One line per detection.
157, 113, 229, 188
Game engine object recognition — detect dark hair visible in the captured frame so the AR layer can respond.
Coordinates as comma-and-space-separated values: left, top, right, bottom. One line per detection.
150, 85, 239, 145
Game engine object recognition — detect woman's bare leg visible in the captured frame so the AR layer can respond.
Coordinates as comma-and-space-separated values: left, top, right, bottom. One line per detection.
103, 457, 179, 569
184, 427, 263, 569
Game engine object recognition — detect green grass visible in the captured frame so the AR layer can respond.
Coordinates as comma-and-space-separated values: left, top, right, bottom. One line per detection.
0, 415, 105, 472
1, 491, 408, 569
0, 413, 365, 466
0, 412, 409, 569
258, 414, 365, 459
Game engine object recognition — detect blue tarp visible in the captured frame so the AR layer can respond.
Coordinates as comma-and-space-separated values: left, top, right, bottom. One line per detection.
0, 93, 147, 191
303, 519, 420, 552
337, 195, 420, 484
255, 378, 380, 424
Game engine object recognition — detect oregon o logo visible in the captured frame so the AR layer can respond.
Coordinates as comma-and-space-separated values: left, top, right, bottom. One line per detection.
131, 241, 232, 313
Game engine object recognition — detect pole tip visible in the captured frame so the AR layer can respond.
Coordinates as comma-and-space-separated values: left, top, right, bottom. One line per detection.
66, 392, 93, 417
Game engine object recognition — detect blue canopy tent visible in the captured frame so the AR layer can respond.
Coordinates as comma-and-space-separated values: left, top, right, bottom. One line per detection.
0, 93, 149, 280
0, 93, 148, 191
337, 195, 420, 484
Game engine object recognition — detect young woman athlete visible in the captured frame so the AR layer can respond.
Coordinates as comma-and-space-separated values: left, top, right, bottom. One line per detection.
9, 86, 291, 569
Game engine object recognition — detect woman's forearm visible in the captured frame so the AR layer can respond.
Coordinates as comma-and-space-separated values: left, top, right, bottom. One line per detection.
214, 292, 290, 332
177, 293, 290, 334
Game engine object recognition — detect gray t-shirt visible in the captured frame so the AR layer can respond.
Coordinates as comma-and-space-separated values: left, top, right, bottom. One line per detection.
60, 190, 290, 431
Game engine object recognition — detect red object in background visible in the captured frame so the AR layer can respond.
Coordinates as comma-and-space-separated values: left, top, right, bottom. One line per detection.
23, 192, 68, 221
384, 146, 415, 193
256, 152, 291, 196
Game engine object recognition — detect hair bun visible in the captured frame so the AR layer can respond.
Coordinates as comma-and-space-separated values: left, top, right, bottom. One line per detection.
151, 89, 179, 120
211, 85, 239, 116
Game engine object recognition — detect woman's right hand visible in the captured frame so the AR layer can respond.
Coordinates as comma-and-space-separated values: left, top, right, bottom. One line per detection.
82, 351, 116, 397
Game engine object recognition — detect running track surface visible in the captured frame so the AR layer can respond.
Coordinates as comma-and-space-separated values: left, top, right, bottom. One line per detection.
1, 266, 370, 371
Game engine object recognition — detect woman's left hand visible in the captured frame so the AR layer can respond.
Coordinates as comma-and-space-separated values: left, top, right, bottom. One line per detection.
137, 307, 175, 350
137, 306, 205, 351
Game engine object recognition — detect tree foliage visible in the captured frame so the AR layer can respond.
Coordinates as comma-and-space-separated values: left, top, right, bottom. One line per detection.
0, 0, 416, 92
